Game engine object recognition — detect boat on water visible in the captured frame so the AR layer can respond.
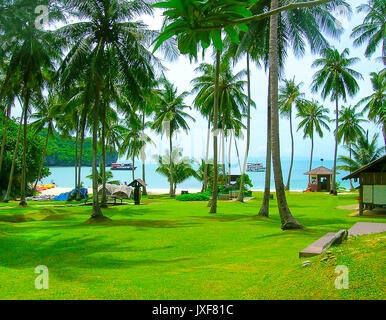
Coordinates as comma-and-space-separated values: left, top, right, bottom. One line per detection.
110, 163, 137, 171
247, 162, 265, 172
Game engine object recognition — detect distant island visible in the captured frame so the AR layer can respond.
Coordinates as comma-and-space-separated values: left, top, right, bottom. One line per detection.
42, 131, 118, 167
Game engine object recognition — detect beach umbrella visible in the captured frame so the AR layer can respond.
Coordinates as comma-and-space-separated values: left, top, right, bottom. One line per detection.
112, 185, 133, 199
98, 183, 116, 195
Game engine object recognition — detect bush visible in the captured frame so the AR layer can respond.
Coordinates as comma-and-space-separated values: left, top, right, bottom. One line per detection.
0, 115, 50, 197
176, 193, 210, 201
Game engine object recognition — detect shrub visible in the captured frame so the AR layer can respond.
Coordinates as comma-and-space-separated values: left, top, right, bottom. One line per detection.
176, 193, 210, 201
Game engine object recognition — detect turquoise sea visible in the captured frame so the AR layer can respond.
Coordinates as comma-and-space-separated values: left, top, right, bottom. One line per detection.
40, 158, 352, 191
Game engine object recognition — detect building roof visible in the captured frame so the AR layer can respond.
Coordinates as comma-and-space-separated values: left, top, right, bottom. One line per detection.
129, 178, 147, 187
304, 166, 337, 176
343, 155, 386, 180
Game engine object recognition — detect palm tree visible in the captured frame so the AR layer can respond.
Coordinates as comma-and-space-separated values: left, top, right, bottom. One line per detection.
86, 164, 120, 186
357, 70, 386, 147
0, 1, 64, 206
279, 78, 305, 190
238, 0, 349, 218
120, 116, 152, 182
190, 57, 251, 200
336, 105, 367, 189
338, 131, 384, 173
156, 149, 198, 195
351, 0, 385, 65
311, 48, 362, 194
297, 100, 330, 182
30, 93, 62, 191
58, 0, 158, 219
152, 79, 194, 197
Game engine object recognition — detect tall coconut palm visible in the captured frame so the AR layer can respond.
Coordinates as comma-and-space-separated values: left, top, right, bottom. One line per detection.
30, 93, 62, 191
267, 0, 304, 229
336, 105, 367, 189
311, 48, 362, 194
351, 0, 386, 65
338, 131, 384, 173
0, 1, 64, 206
191, 57, 251, 199
238, 0, 350, 217
357, 70, 386, 147
279, 78, 305, 190
152, 79, 194, 197
58, 0, 158, 219
297, 100, 330, 182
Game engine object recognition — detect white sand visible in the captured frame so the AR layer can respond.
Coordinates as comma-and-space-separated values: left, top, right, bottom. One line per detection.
40, 187, 202, 196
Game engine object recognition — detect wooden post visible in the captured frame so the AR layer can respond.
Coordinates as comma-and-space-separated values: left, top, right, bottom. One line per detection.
359, 184, 364, 216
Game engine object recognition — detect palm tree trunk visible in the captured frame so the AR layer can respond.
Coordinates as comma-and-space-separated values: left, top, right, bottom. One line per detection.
0, 104, 11, 174
268, 0, 302, 229
238, 52, 251, 202
142, 111, 147, 196
209, 50, 221, 214
258, 72, 272, 217
33, 130, 50, 191
228, 134, 232, 185
169, 130, 175, 197
286, 108, 294, 190
77, 115, 86, 200
309, 135, 314, 184
91, 89, 103, 218
234, 135, 242, 173
202, 118, 211, 192
3, 106, 24, 202
101, 104, 107, 208
331, 97, 339, 195
74, 123, 79, 199
349, 145, 354, 190
19, 90, 30, 206
132, 155, 135, 182
221, 120, 226, 180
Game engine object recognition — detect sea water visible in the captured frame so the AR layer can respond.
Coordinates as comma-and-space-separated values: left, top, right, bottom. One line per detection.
40, 158, 352, 191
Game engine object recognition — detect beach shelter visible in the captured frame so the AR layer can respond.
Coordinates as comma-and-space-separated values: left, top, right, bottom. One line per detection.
112, 185, 133, 199
304, 167, 338, 192
343, 155, 386, 215
98, 183, 116, 196
129, 179, 147, 205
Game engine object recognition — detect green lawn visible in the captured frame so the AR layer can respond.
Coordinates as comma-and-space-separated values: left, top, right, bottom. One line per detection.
0, 192, 384, 300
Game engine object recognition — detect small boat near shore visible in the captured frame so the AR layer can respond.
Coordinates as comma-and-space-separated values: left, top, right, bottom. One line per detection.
247, 162, 265, 172
110, 163, 137, 171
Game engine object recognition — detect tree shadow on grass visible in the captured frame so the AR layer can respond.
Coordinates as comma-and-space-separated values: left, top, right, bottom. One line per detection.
190, 214, 257, 223
0, 234, 191, 281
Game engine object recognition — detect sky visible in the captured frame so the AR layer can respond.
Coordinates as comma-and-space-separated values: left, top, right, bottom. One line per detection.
139, 0, 384, 164
11, 0, 384, 164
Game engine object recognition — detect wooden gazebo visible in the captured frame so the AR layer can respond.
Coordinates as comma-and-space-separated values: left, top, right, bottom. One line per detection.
304, 166, 337, 192
343, 155, 386, 215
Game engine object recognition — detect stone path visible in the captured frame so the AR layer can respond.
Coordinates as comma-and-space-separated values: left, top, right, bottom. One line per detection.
348, 222, 386, 236
299, 232, 336, 258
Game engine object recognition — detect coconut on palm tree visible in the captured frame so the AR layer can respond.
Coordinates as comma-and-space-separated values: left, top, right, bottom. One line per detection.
297, 99, 330, 183
279, 78, 306, 191
336, 105, 367, 189
311, 47, 362, 195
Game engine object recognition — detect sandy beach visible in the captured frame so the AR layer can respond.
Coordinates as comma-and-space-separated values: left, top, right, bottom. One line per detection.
40, 187, 202, 196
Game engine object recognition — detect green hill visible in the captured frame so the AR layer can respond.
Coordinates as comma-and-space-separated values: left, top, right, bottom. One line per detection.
43, 131, 118, 167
